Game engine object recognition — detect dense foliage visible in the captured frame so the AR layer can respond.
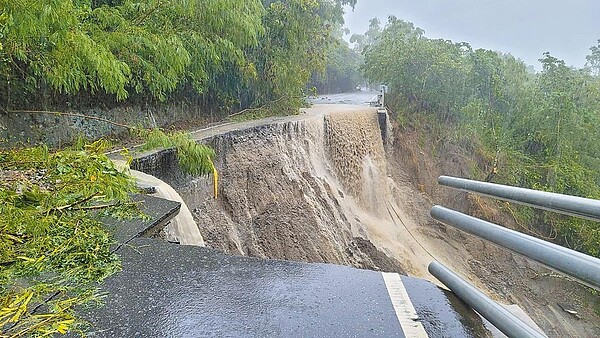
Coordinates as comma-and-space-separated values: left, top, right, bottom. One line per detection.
310, 28, 363, 94
360, 17, 600, 256
0, 140, 139, 336
138, 128, 219, 197
0, 0, 355, 113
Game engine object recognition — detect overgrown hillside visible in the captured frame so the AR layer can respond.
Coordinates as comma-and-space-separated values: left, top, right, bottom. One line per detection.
358, 16, 600, 257
0, 0, 359, 116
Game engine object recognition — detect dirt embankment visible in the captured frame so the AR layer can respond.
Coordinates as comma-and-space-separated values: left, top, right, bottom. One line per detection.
391, 122, 600, 338
144, 106, 598, 337
178, 110, 406, 274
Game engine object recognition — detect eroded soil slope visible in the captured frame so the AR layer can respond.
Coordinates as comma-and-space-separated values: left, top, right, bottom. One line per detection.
184, 107, 407, 274
168, 106, 598, 337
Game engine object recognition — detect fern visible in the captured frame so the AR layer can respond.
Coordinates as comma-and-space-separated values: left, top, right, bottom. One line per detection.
138, 129, 219, 198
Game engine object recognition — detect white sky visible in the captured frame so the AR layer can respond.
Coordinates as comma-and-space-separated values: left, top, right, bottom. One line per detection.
343, 0, 600, 69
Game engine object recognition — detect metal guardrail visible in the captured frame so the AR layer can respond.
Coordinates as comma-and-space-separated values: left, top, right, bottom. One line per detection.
431, 206, 600, 290
429, 176, 600, 337
438, 175, 600, 222
429, 261, 546, 338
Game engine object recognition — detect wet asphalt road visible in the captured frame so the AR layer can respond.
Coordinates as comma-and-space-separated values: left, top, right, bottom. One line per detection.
83, 238, 405, 338
308, 91, 379, 107
81, 236, 489, 337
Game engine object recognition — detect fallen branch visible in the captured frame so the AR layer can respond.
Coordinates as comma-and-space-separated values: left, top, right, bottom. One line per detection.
51, 193, 100, 212
227, 96, 300, 118
71, 204, 116, 211
71, 200, 142, 211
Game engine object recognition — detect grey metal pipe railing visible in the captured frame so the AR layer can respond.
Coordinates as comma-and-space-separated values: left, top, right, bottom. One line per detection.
438, 176, 600, 222
429, 261, 546, 338
431, 206, 600, 290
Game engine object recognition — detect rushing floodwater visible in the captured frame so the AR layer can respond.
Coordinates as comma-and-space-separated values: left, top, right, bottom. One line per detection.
112, 159, 205, 246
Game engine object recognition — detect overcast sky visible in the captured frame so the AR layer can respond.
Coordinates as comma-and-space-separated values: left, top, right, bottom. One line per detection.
343, 0, 600, 69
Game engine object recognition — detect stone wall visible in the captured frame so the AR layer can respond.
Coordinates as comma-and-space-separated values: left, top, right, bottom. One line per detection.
0, 102, 221, 147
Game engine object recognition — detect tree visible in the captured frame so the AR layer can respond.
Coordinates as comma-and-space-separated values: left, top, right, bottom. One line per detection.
0, 0, 359, 117
310, 28, 362, 94
350, 18, 382, 53
360, 17, 600, 256
585, 39, 600, 76
0, 0, 264, 106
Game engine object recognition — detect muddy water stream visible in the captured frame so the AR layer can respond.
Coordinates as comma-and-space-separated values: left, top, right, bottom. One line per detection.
112, 160, 204, 246
130, 169, 205, 246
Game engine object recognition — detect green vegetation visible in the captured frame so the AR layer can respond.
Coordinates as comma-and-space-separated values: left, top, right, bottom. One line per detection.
359, 17, 600, 257
0, 140, 139, 336
0, 0, 264, 103
310, 27, 363, 94
0, 126, 219, 336
138, 129, 215, 177
138, 128, 219, 197
1, 0, 357, 114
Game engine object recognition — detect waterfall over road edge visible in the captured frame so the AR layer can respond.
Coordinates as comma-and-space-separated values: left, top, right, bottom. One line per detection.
113, 160, 205, 246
